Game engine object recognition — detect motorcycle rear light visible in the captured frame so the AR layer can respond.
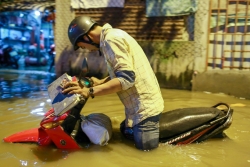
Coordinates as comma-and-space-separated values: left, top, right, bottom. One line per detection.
42, 120, 64, 129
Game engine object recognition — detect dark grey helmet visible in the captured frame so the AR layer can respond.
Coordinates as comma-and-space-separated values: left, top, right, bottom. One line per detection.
68, 16, 97, 50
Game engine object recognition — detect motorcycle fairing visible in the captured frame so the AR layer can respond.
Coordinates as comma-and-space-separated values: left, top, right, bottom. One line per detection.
44, 126, 80, 149
38, 127, 53, 146
161, 123, 217, 144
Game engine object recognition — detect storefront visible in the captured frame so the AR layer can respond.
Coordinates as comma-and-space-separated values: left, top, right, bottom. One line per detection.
0, 1, 55, 67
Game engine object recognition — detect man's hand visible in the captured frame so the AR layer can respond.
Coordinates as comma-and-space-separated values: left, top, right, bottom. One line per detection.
90, 76, 110, 86
62, 81, 89, 98
90, 77, 101, 87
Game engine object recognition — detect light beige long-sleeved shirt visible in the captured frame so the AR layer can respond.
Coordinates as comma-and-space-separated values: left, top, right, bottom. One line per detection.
100, 23, 164, 127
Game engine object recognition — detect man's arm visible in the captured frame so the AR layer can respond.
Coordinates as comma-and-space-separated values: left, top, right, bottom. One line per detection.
91, 77, 121, 96
62, 77, 122, 98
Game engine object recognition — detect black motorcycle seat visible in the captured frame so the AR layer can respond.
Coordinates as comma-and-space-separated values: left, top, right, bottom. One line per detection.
159, 107, 222, 139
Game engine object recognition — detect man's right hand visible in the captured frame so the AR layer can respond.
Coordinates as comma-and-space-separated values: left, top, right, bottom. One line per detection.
90, 77, 101, 87
90, 76, 110, 87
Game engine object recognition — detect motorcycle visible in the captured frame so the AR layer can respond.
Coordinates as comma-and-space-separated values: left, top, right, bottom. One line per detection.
24, 45, 48, 66
121, 102, 233, 145
3, 60, 233, 148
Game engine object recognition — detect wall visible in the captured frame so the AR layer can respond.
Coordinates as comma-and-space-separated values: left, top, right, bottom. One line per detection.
55, 0, 198, 89
192, 0, 250, 99
54, 0, 74, 76
192, 70, 250, 99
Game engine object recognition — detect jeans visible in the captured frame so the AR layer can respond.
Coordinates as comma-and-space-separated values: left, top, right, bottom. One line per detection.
121, 114, 160, 151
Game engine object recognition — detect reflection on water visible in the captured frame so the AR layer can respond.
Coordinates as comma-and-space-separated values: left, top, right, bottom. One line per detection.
0, 72, 250, 167
0, 70, 56, 100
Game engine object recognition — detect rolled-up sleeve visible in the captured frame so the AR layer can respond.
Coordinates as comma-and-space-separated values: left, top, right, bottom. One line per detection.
116, 70, 135, 90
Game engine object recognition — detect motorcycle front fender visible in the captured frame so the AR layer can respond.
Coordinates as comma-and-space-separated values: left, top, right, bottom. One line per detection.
4, 128, 39, 143
3, 127, 52, 146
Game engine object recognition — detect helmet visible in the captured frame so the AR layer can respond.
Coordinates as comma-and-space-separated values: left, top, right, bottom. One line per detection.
68, 16, 97, 50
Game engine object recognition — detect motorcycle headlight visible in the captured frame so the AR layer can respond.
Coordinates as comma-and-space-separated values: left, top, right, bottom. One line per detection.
42, 120, 64, 129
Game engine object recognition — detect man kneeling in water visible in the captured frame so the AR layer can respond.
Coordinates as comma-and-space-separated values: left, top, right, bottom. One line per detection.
63, 16, 164, 150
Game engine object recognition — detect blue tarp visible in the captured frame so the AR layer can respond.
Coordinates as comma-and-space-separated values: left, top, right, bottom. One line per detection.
146, 0, 198, 17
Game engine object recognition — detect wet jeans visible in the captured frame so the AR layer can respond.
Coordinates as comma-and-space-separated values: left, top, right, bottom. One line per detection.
121, 114, 160, 151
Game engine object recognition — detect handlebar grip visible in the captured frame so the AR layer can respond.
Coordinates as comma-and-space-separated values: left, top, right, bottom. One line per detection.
78, 77, 92, 88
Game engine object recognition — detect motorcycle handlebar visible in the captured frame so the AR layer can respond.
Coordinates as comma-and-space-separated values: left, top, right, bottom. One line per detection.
78, 77, 93, 88
78, 77, 94, 104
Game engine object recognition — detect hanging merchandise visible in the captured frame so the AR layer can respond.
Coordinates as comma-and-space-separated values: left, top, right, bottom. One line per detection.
40, 30, 45, 50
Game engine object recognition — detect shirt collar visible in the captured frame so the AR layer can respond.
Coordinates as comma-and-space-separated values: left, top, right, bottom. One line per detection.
100, 23, 112, 48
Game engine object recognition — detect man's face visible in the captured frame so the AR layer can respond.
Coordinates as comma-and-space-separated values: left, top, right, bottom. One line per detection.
76, 35, 99, 51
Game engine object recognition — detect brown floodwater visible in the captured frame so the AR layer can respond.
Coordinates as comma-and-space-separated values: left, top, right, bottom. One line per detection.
0, 71, 250, 167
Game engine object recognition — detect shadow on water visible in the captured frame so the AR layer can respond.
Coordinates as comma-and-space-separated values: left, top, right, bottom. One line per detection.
30, 145, 78, 162
30, 142, 114, 162
0, 70, 56, 100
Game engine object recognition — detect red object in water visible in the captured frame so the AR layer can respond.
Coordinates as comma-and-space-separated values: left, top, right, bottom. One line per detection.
3, 128, 39, 143
3, 75, 85, 149
43, 126, 80, 149
3, 107, 81, 149
3, 127, 53, 146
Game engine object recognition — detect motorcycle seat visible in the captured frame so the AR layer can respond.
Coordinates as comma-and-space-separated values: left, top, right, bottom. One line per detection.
159, 107, 222, 139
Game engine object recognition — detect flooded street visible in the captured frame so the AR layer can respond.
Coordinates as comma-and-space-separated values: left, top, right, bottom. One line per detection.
0, 71, 250, 167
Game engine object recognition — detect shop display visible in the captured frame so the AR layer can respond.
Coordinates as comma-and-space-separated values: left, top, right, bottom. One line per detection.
0, 10, 54, 67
